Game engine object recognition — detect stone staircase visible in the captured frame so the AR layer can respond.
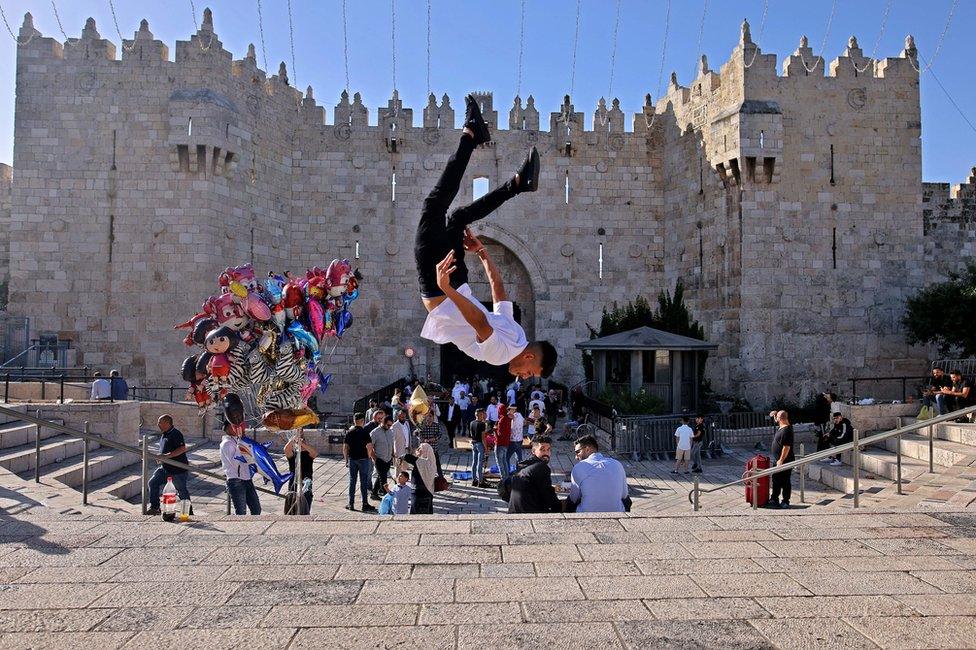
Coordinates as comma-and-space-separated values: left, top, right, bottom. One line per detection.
0, 406, 233, 513
805, 417, 976, 508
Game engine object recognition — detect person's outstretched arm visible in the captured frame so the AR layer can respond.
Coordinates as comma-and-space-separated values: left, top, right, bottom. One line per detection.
464, 229, 507, 304
436, 250, 493, 342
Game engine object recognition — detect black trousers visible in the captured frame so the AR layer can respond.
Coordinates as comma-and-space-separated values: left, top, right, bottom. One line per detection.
415, 136, 517, 298
771, 467, 792, 504
372, 458, 392, 497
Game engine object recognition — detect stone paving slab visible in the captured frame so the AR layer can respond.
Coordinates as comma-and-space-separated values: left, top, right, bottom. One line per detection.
0, 508, 973, 648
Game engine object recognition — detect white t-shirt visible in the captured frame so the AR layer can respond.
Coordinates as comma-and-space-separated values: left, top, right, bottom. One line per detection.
510, 413, 525, 442
674, 424, 694, 451
530, 390, 545, 401
421, 284, 528, 366
528, 399, 545, 414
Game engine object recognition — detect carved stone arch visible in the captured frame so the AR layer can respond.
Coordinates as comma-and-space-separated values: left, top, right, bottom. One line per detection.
471, 222, 550, 302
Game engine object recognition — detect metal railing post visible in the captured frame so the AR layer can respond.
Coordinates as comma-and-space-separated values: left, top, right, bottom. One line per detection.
169, 385, 175, 403
798, 442, 805, 504
896, 432, 903, 495
59, 373, 65, 404
692, 474, 700, 512
141, 432, 149, 515
751, 474, 758, 510
928, 423, 935, 474
3, 373, 8, 402
40, 380, 45, 400
851, 378, 857, 402
852, 428, 860, 509
34, 409, 41, 483
81, 421, 90, 506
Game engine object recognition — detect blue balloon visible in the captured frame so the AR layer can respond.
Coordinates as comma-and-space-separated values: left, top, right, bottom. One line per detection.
317, 371, 333, 397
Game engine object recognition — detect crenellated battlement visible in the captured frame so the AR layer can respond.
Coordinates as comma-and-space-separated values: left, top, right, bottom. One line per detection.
14, 10, 922, 140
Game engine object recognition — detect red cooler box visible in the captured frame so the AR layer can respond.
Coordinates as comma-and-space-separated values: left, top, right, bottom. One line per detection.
744, 454, 770, 507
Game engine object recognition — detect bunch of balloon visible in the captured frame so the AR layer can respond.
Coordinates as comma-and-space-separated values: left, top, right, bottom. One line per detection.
175, 261, 361, 429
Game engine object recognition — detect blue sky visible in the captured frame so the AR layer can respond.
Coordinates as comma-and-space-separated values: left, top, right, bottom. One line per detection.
0, 0, 972, 182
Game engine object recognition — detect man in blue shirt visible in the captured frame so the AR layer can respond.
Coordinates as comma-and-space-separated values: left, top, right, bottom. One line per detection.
568, 434, 629, 513
109, 369, 129, 401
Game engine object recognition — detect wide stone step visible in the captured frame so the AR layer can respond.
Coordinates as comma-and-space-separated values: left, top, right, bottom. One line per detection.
934, 422, 976, 447
90, 440, 222, 503
804, 459, 893, 495
840, 447, 931, 482
46, 447, 141, 488
875, 432, 976, 467
0, 435, 96, 475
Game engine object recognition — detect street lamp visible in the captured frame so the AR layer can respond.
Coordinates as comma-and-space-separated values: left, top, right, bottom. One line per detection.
404, 346, 416, 381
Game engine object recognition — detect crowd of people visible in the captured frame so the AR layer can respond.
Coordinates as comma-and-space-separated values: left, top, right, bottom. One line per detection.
147, 365, 974, 518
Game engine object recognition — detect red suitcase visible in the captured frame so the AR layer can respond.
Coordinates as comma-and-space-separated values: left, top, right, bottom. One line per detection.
744, 454, 770, 507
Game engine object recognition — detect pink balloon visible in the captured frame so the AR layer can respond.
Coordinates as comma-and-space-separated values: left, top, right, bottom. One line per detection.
245, 292, 272, 321
308, 299, 325, 341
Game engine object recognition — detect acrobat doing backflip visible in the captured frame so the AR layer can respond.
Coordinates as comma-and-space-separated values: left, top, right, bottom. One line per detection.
416, 94, 557, 380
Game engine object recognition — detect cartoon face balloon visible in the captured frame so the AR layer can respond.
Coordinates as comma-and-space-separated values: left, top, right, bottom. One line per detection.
205, 326, 237, 355
206, 294, 249, 332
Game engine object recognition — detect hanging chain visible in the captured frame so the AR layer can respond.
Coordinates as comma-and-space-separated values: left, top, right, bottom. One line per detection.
341, 0, 350, 91
568, 0, 581, 98
742, 0, 769, 68
50, 0, 71, 41
189, 0, 214, 50
256, 0, 269, 71
607, 0, 621, 100
515, 0, 525, 98
0, 2, 34, 45
391, 0, 397, 92
851, 0, 891, 74
799, 0, 837, 74
645, 0, 671, 129
107, 0, 137, 51
426, 0, 432, 97
908, 0, 958, 73
693, 0, 708, 77
287, 0, 297, 85
920, 53, 976, 136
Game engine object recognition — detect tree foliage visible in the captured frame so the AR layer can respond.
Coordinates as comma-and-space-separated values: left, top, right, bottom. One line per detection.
902, 262, 976, 357
587, 281, 705, 341
584, 281, 709, 390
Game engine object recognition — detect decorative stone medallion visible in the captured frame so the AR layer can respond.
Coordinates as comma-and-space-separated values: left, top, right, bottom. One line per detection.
847, 88, 867, 111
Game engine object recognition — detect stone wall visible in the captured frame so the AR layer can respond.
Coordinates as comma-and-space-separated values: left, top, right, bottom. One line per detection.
4, 10, 975, 412
0, 163, 10, 300
923, 169, 976, 267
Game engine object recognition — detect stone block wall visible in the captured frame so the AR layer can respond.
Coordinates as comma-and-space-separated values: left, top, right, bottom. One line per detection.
0, 163, 10, 300
4, 11, 975, 412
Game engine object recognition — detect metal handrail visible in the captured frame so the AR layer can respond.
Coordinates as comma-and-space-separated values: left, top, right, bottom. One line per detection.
0, 345, 37, 368
0, 404, 287, 513
689, 404, 976, 511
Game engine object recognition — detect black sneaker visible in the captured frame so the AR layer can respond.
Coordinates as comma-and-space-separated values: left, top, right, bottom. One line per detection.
515, 146, 540, 193
362, 503, 378, 513
779, 501, 791, 509
344, 504, 356, 511
691, 468, 703, 473
145, 508, 161, 516
464, 94, 491, 145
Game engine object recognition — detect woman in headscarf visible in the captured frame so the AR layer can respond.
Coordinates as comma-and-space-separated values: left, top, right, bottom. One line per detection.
402, 442, 437, 514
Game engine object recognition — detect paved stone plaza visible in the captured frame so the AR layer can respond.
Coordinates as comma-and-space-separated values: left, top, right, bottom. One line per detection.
0, 508, 974, 648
